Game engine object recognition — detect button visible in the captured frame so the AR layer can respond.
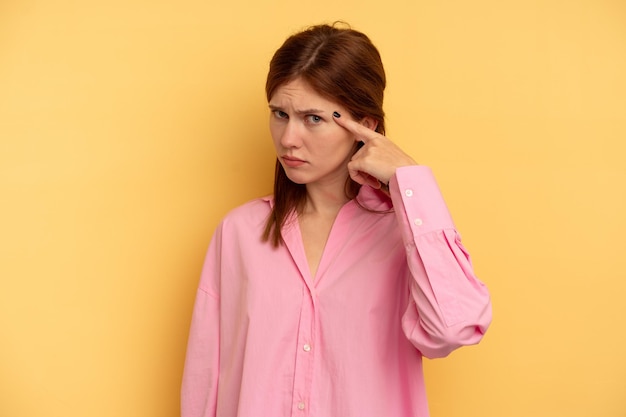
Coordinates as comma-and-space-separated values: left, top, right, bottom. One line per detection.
405, 189, 413, 197
414, 218, 423, 226
297, 402, 305, 410
303, 344, 311, 352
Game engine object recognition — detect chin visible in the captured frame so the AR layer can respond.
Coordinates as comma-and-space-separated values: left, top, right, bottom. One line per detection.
284, 173, 309, 185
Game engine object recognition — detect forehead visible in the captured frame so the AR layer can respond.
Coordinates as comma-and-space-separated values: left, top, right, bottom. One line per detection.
270, 78, 337, 108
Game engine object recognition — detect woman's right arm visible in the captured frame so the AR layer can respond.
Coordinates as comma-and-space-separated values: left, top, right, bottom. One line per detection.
181, 225, 223, 417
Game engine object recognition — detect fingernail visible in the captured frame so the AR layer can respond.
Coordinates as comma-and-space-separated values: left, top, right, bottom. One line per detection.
333, 111, 341, 118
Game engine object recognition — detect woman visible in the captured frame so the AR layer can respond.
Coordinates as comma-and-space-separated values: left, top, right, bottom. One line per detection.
182, 23, 492, 417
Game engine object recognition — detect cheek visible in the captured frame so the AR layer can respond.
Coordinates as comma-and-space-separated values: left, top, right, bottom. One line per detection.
335, 131, 357, 154
316, 136, 356, 164
323, 130, 354, 152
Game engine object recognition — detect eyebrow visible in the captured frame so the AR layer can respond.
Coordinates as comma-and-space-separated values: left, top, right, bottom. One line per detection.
268, 104, 326, 115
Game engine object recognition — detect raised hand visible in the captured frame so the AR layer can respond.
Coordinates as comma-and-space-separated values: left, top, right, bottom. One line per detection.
332, 112, 417, 189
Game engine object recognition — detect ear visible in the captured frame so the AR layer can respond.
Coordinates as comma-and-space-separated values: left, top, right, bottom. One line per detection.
359, 116, 379, 132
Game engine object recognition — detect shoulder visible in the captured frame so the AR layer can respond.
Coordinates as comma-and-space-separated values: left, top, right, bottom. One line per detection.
220, 195, 273, 232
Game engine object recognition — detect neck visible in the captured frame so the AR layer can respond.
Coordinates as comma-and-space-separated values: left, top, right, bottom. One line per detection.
304, 178, 351, 217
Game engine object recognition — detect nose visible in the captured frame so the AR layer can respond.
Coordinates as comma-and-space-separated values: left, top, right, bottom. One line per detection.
279, 120, 302, 148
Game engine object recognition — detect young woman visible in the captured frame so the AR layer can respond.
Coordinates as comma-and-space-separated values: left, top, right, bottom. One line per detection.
182, 23, 492, 417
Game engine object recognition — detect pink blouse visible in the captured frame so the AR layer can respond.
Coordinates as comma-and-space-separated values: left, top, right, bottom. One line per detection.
181, 165, 492, 417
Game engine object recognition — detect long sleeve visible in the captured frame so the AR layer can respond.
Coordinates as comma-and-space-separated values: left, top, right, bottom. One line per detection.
181, 225, 222, 417
389, 165, 492, 359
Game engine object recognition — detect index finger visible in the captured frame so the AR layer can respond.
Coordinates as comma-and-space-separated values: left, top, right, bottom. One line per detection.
332, 111, 382, 143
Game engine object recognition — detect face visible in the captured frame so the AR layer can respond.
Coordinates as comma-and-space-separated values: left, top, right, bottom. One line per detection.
269, 78, 357, 188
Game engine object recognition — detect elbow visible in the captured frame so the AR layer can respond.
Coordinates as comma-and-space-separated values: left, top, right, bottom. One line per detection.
421, 322, 489, 359
407, 306, 492, 359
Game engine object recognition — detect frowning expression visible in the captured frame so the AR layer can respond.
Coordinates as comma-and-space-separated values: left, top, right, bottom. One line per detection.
269, 78, 356, 187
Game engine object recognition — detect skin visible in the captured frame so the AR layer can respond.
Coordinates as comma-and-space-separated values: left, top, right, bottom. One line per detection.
269, 77, 416, 277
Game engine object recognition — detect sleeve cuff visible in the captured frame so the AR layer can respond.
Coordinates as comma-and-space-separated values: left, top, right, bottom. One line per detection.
389, 165, 455, 236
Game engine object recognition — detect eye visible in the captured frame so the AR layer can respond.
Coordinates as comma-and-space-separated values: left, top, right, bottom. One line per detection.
273, 110, 288, 119
305, 114, 323, 124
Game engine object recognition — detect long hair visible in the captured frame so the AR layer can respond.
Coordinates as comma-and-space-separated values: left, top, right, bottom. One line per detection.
263, 23, 387, 247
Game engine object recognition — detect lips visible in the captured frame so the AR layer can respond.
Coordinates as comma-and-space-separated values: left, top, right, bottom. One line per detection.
281, 155, 307, 168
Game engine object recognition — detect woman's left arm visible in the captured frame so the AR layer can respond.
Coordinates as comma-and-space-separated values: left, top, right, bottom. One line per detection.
333, 113, 492, 358
389, 166, 492, 359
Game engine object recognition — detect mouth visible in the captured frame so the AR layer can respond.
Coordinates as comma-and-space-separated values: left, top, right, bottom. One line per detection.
281, 155, 307, 168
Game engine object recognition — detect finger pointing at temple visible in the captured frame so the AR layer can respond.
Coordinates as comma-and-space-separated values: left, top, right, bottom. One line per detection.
333, 110, 418, 186
332, 111, 382, 143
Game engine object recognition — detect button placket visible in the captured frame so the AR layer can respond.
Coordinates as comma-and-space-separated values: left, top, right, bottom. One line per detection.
292, 287, 316, 415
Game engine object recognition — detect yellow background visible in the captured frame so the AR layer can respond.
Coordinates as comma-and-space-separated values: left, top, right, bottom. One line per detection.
1, 0, 625, 416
